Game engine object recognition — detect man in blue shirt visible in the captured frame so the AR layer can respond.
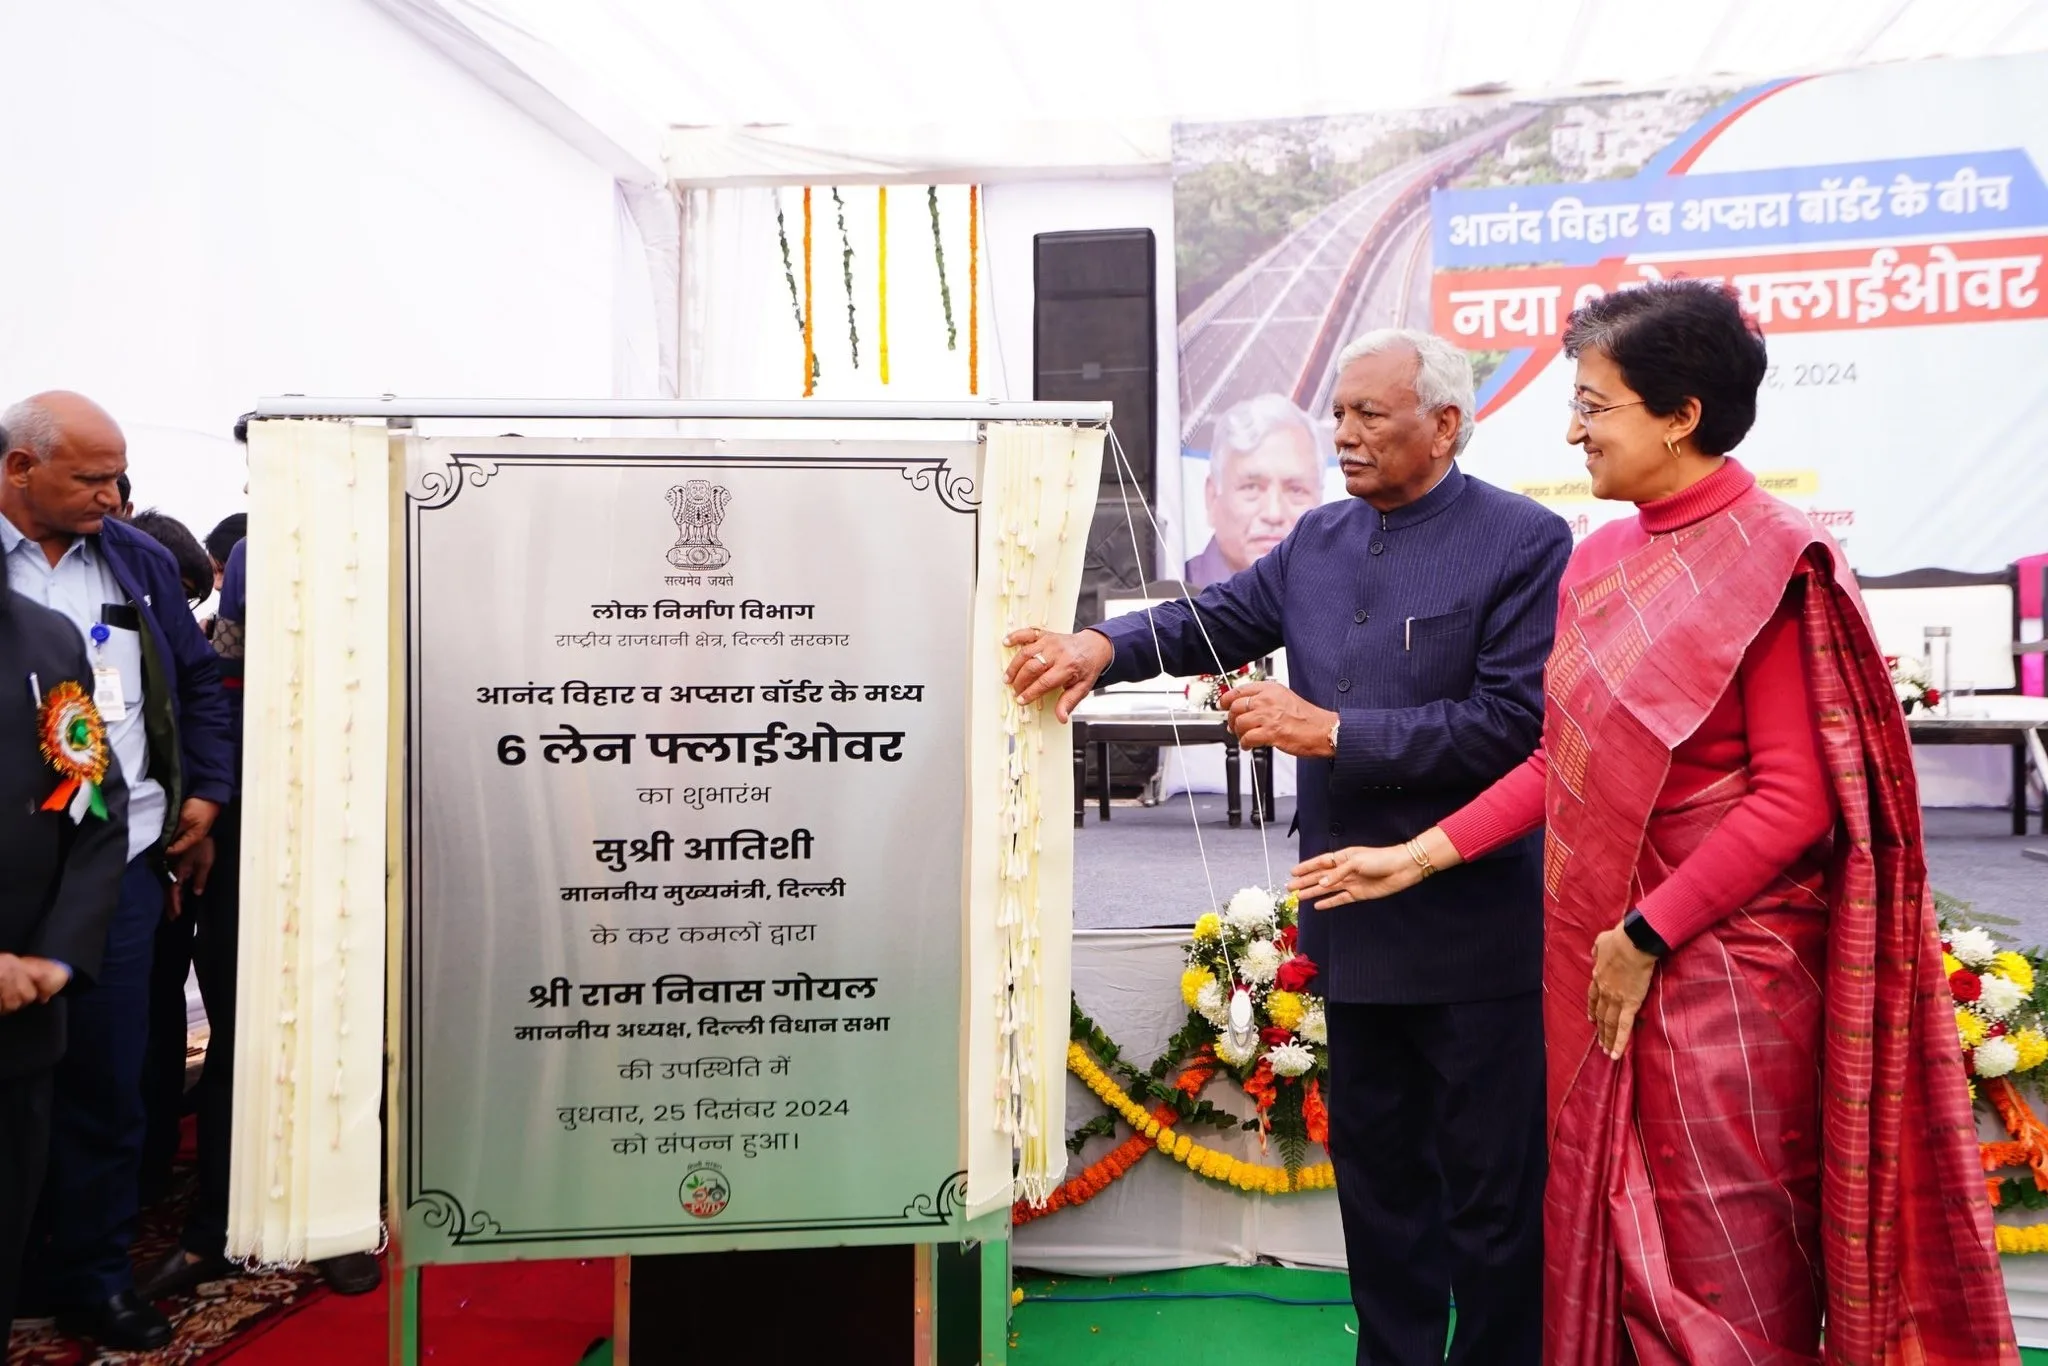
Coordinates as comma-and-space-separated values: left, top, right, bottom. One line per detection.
0, 392, 233, 1352
1008, 332, 1571, 1366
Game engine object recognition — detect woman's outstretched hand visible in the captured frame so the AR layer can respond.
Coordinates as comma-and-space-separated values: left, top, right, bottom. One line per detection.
1287, 846, 1420, 910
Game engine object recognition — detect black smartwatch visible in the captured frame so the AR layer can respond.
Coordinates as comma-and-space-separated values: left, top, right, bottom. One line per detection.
1621, 908, 1670, 959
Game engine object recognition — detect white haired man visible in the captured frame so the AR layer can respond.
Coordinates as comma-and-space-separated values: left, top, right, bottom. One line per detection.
1185, 393, 1325, 588
1006, 330, 1571, 1365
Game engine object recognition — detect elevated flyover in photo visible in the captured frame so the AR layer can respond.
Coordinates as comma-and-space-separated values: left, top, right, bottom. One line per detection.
1176, 109, 1541, 453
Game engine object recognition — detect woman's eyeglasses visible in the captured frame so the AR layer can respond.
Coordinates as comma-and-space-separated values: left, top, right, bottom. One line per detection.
1565, 397, 1646, 421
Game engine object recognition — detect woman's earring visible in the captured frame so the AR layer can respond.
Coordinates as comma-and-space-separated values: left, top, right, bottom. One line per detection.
1664, 436, 1680, 458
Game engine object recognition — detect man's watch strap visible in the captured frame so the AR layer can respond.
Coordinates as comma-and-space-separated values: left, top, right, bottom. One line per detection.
1327, 716, 1340, 754
1621, 908, 1671, 959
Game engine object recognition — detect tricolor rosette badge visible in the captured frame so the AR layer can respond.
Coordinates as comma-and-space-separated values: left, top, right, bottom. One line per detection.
38, 680, 110, 823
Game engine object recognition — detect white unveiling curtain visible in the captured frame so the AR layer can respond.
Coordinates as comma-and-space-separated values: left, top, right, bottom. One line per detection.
229, 418, 391, 1265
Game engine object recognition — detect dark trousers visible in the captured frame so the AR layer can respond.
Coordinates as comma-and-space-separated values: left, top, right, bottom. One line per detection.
1326, 993, 1545, 1366
0, 1070, 54, 1339
26, 856, 161, 1304
142, 806, 240, 1257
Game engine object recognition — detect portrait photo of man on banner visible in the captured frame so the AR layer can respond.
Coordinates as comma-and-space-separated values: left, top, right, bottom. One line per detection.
1182, 394, 1328, 589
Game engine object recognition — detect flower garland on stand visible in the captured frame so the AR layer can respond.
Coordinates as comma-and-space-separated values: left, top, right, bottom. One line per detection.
1183, 886, 1328, 1178
1941, 906, 2048, 1252
1014, 888, 1337, 1226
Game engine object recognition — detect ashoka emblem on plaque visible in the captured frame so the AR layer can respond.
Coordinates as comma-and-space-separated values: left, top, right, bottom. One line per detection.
666, 480, 732, 569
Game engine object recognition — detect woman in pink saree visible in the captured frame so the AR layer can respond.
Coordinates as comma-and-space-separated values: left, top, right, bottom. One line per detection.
1291, 281, 2013, 1364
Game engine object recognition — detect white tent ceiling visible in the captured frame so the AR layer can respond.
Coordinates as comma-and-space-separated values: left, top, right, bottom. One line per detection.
389, 0, 2048, 181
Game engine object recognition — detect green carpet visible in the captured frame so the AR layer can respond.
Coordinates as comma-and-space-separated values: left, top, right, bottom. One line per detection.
1012, 1267, 2048, 1365
1011, 1266, 1358, 1363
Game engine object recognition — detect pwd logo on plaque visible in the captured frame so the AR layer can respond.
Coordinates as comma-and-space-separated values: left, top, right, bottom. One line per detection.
680, 1164, 731, 1219
666, 480, 732, 569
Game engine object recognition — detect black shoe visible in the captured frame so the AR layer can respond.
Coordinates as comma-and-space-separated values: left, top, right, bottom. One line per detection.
55, 1290, 173, 1351
314, 1251, 382, 1296
137, 1246, 236, 1300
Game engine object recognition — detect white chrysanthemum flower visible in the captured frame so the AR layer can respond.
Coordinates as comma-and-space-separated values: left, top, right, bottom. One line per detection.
1266, 1042, 1315, 1077
1299, 1008, 1328, 1046
1976, 1035, 2021, 1078
1979, 974, 2027, 1020
1225, 887, 1277, 933
1891, 655, 1929, 685
1951, 927, 1999, 968
1195, 979, 1230, 1029
1214, 1030, 1258, 1068
1240, 939, 1282, 985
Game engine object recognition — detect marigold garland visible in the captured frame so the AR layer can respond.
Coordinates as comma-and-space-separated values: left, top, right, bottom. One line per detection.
801, 188, 816, 397
967, 184, 980, 395
877, 186, 890, 386
1012, 1100, 1176, 1227
1065, 1042, 1334, 1197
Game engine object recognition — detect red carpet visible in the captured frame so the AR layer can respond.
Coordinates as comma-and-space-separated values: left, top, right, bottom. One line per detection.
219, 1258, 612, 1364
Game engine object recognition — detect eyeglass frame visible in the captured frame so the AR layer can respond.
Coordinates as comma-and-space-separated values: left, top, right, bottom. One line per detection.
1565, 397, 1646, 421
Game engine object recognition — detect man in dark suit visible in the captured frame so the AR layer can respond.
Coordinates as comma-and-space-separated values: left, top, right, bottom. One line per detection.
0, 583, 129, 1342
1, 392, 234, 1351
1007, 330, 1572, 1365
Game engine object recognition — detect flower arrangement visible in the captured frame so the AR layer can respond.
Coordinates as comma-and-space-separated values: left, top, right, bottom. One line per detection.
1888, 653, 1940, 713
1184, 664, 1265, 714
1181, 886, 1328, 1177
1941, 918, 2048, 1083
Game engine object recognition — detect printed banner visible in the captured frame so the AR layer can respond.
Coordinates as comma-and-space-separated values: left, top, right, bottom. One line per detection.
1173, 54, 2048, 579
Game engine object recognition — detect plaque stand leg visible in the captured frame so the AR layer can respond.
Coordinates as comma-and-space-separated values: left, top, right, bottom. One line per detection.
613, 1233, 1009, 1365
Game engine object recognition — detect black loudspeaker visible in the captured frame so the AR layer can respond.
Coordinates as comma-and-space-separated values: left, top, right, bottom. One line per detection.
1032, 228, 1159, 630
1035, 228, 1161, 798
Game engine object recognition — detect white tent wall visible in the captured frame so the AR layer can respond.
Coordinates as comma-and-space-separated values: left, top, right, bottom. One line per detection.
0, 0, 653, 544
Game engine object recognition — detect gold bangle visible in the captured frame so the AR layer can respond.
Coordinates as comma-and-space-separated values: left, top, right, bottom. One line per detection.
1404, 838, 1436, 879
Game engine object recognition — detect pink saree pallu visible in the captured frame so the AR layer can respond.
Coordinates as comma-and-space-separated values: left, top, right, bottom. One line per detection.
1538, 488, 2014, 1365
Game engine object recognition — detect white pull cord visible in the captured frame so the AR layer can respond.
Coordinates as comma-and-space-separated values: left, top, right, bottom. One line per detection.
1101, 426, 1278, 1004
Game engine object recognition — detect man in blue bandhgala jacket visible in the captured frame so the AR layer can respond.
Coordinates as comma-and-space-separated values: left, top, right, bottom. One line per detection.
1007, 332, 1571, 1366
0, 392, 233, 1353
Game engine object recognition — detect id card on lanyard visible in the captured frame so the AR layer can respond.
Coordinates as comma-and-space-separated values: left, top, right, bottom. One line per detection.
92, 601, 141, 723
89, 621, 127, 721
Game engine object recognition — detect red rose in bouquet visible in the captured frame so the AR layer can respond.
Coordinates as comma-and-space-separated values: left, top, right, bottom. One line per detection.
1261, 1025, 1294, 1047
1950, 968, 1983, 1002
1275, 953, 1318, 994
1279, 923, 1299, 952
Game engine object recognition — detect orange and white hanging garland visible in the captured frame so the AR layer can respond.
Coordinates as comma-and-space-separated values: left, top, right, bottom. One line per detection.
787, 184, 978, 394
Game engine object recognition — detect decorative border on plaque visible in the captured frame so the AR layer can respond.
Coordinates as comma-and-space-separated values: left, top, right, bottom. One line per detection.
406, 451, 976, 516
405, 1170, 968, 1249
409, 454, 501, 511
